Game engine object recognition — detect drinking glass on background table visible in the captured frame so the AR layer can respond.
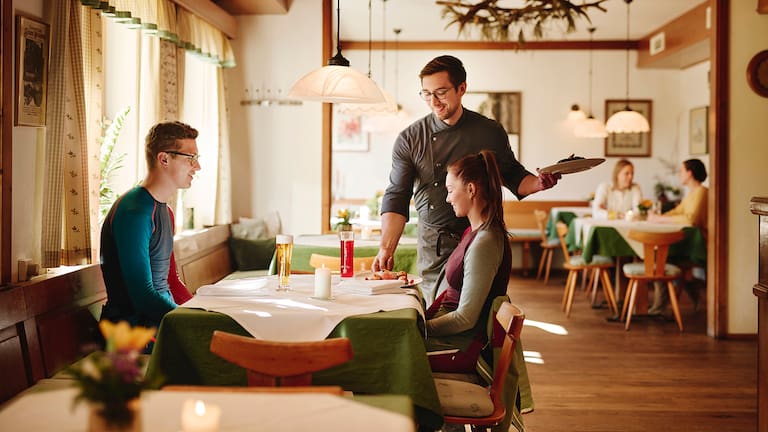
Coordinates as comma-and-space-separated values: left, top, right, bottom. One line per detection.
652, 200, 663, 215
339, 230, 354, 278
276, 234, 293, 290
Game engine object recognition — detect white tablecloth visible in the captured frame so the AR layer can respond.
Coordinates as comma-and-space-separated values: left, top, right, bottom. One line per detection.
573, 218, 688, 258
184, 275, 423, 342
550, 206, 592, 219
0, 388, 415, 432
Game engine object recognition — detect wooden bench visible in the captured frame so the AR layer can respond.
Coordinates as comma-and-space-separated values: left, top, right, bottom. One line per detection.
174, 225, 236, 294
503, 200, 589, 275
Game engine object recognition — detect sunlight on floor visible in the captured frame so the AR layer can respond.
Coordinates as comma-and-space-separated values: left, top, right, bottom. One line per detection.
524, 319, 569, 335
523, 350, 544, 364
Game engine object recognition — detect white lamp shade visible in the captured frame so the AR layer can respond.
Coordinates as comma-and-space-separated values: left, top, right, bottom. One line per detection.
338, 87, 398, 116
363, 107, 412, 133
574, 116, 608, 138
605, 109, 650, 133
288, 65, 385, 104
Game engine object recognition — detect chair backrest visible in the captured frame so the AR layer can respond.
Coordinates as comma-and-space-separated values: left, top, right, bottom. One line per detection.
627, 230, 685, 277
533, 209, 548, 242
209, 331, 353, 386
309, 253, 375, 273
488, 302, 525, 411
554, 221, 572, 264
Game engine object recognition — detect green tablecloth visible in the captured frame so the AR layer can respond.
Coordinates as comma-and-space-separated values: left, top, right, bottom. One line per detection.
145, 307, 443, 429
545, 210, 579, 242
580, 225, 706, 265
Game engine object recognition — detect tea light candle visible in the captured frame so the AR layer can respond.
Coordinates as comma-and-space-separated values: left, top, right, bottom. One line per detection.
314, 265, 332, 299
625, 210, 634, 221
181, 399, 221, 432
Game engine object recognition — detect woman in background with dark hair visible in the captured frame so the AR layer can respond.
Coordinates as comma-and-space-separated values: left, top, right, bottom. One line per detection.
649, 158, 708, 234
648, 158, 708, 314
425, 150, 511, 373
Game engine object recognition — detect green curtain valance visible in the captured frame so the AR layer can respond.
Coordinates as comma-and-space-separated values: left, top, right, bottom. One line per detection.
81, 0, 236, 68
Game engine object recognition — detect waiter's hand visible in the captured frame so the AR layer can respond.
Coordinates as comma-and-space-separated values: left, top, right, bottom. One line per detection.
537, 169, 561, 191
373, 248, 395, 271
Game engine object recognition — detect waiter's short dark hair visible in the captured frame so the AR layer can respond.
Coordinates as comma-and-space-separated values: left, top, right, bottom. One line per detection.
420, 55, 467, 89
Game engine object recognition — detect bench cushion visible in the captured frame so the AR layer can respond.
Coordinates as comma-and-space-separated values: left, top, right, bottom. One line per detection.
228, 237, 276, 271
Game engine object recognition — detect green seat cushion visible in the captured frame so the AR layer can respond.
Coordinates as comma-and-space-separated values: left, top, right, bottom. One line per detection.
228, 237, 276, 271
508, 229, 540, 239
434, 378, 494, 418
622, 262, 681, 277
570, 254, 613, 266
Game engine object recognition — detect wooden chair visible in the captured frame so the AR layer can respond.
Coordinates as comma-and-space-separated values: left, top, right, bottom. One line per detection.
620, 230, 685, 331
309, 253, 375, 273
533, 210, 561, 284
209, 330, 353, 386
555, 222, 618, 317
162, 385, 345, 395
433, 302, 525, 430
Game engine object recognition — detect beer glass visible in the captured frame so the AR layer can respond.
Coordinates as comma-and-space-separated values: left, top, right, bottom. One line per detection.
339, 230, 355, 278
276, 234, 293, 290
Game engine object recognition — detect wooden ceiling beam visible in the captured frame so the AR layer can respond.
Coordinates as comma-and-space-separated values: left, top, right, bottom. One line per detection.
340, 39, 638, 51
171, 0, 238, 39
637, 2, 711, 69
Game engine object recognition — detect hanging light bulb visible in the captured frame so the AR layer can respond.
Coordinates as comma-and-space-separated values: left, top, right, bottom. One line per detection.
574, 27, 607, 138
338, 0, 397, 115
288, 0, 385, 104
605, 0, 649, 133
567, 104, 587, 122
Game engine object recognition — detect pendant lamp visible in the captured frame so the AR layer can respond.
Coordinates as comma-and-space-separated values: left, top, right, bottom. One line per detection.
338, 0, 397, 115
605, 0, 649, 134
288, 0, 385, 104
574, 27, 607, 138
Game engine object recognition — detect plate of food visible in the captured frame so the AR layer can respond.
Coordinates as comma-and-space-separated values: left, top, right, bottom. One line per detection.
357, 270, 423, 287
540, 155, 605, 175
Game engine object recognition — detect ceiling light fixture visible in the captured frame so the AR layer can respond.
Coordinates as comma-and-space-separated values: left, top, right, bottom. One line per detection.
364, 27, 412, 133
288, 0, 385, 104
574, 27, 607, 138
567, 104, 587, 122
605, 0, 649, 134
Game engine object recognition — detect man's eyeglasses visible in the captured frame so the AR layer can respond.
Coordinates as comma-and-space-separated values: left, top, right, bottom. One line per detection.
166, 151, 200, 165
418, 87, 453, 101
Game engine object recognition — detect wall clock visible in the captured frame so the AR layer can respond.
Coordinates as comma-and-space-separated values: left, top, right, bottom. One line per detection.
747, 50, 768, 98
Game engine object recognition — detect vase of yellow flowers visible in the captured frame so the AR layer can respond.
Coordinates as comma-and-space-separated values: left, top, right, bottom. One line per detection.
67, 321, 158, 432
637, 199, 654, 220
334, 208, 354, 232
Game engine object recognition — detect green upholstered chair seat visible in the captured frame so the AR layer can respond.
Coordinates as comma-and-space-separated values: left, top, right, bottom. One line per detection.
570, 254, 613, 266
508, 228, 540, 239
434, 378, 494, 418
622, 262, 681, 277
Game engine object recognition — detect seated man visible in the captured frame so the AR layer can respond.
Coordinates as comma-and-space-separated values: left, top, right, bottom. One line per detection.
100, 121, 200, 332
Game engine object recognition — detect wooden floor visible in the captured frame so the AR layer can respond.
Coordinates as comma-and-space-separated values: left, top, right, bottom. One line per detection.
509, 273, 757, 432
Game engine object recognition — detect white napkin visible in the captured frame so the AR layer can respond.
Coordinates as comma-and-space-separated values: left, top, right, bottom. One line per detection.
196, 277, 270, 296
336, 279, 406, 295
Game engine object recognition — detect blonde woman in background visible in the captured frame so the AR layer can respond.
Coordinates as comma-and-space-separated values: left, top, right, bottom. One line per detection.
592, 159, 642, 219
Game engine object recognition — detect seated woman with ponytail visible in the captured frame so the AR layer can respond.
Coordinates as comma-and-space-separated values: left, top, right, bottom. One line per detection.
425, 150, 511, 373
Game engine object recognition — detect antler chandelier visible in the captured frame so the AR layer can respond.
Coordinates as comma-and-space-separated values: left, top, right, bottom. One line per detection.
437, 0, 609, 42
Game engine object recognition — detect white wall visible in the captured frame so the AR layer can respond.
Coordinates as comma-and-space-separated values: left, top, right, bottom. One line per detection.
225, 0, 324, 235
727, 3, 768, 334
10, 0, 45, 282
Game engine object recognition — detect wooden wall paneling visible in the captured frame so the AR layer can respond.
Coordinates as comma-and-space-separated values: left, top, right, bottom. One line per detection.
36, 303, 103, 377
341, 40, 637, 51
1, 0, 14, 285
22, 317, 44, 383
750, 197, 768, 432
179, 245, 232, 293
0, 285, 26, 329
0, 325, 28, 403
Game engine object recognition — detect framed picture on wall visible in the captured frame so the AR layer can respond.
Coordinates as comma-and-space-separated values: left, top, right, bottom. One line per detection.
15, 14, 49, 127
604, 99, 652, 157
689, 106, 708, 155
332, 107, 369, 152
465, 91, 522, 158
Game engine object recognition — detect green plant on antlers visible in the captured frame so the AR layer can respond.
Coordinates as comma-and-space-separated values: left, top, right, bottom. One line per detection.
99, 106, 130, 224
437, 0, 609, 43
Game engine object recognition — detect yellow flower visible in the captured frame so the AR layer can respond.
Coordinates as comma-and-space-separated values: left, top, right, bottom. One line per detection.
336, 208, 350, 222
638, 199, 654, 211
100, 321, 155, 352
